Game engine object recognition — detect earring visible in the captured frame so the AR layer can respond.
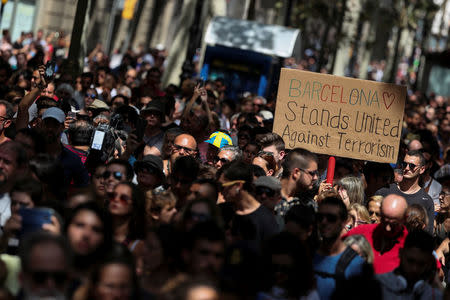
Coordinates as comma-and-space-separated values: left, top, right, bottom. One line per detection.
236, 188, 240, 194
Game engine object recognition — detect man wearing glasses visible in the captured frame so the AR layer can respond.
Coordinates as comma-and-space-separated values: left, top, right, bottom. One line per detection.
375, 150, 434, 233
163, 133, 197, 175
275, 148, 319, 218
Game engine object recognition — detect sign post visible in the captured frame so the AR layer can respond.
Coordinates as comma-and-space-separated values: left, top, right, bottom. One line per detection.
273, 69, 406, 163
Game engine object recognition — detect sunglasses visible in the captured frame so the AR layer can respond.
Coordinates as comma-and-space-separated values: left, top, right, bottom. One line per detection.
317, 212, 339, 223
109, 192, 131, 204
219, 180, 245, 192
31, 271, 68, 286
401, 162, 420, 170
173, 144, 196, 154
257, 151, 274, 157
85, 93, 96, 99
255, 187, 276, 197
299, 168, 319, 178
214, 157, 230, 164
102, 171, 123, 180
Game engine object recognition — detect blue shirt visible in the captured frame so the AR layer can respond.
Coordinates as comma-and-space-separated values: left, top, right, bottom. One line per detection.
313, 249, 365, 300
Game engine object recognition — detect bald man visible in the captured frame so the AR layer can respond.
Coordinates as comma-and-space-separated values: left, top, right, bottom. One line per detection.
163, 133, 197, 175
345, 194, 408, 274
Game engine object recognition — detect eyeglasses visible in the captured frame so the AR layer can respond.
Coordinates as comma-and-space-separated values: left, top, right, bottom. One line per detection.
109, 192, 131, 204
214, 157, 230, 164
102, 171, 124, 180
299, 168, 319, 178
255, 187, 276, 197
401, 161, 420, 170
316, 212, 339, 223
31, 271, 68, 286
173, 144, 196, 154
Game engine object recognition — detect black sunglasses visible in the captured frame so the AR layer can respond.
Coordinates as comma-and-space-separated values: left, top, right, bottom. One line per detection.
214, 157, 230, 164
255, 187, 276, 197
31, 271, 68, 286
299, 168, 319, 178
401, 162, 419, 170
317, 212, 339, 223
102, 171, 123, 180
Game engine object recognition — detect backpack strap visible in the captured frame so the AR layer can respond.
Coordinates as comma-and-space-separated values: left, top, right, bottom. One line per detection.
335, 246, 358, 279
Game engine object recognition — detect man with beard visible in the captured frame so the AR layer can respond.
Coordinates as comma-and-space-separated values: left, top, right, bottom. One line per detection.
314, 196, 365, 300
163, 133, 197, 176
346, 194, 408, 274
0, 141, 27, 226
275, 148, 319, 217
39, 107, 89, 190
18, 232, 71, 300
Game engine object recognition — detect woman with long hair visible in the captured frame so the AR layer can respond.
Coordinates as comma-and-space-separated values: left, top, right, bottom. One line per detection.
108, 182, 146, 252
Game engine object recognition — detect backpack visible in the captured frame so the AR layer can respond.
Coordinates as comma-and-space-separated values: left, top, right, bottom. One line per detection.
315, 247, 359, 281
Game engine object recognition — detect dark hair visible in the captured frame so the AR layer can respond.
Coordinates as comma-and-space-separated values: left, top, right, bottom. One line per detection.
261, 232, 315, 298
29, 153, 66, 201
403, 229, 434, 253
406, 150, 426, 166
19, 232, 72, 272
68, 122, 94, 146
362, 162, 393, 185
81, 72, 94, 80
111, 94, 129, 106
319, 196, 348, 222
191, 178, 218, 203
282, 148, 317, 178
106, 159, 134, 181
184, 220, 225, 250
112, 182, 146, 240
405, 204, 428, 232
15, 128, 45, 154
172, 156, 199, 179
65, 202, 113, 256
251, 164, 267, 178
36, 96, 58, 111
11, 177, 42, 207
88, 243, 139, 299
223, 160, 253, 192
258, 132, 285, 152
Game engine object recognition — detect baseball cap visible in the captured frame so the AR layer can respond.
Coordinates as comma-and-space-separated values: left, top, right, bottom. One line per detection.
254, 176, 281, 191
42, 107, 66, 123
134, 155, 164, 178
88, 99, 110, 110
204, 131, 233, 149
141, 98, 165, 116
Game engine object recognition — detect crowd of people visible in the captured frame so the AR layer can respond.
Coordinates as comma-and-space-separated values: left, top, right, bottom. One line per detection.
0, 29, 447, 300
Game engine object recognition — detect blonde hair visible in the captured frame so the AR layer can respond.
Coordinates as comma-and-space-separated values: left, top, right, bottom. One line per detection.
350, 203, 370, 224
344, 235, 374, 264
145, 190, 177, 219
368, 195, 383, 206
339, 176, 365, 205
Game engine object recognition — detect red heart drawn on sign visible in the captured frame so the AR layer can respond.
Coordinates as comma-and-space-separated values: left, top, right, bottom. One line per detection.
382, 92, 395, 110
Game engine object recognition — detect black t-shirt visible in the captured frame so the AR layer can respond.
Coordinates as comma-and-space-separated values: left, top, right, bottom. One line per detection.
231, 205, 280, 248
375, 183, 434, 233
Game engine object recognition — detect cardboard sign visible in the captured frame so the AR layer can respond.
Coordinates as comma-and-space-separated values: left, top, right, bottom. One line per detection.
273, 69, 406, 163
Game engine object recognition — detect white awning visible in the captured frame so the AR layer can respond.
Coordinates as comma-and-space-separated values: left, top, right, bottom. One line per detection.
204, 17, 301, 58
